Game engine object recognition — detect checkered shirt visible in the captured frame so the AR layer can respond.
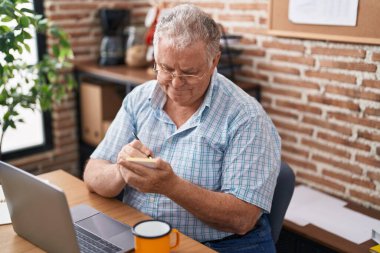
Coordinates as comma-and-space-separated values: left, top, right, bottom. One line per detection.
91, 70, 281, 242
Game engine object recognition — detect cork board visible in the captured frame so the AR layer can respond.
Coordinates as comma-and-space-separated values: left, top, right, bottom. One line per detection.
268, 0, 380, 45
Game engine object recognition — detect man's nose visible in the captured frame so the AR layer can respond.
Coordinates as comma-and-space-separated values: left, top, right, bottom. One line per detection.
171, 74, 185, 87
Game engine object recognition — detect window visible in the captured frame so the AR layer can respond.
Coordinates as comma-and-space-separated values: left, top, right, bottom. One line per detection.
1, 0, 52, 160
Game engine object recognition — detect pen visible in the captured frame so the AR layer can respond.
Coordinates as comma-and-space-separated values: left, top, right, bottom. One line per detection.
132, 132, 153, 159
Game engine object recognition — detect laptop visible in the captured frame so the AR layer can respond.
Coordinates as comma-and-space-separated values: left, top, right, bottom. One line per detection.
0, 161, 134, 253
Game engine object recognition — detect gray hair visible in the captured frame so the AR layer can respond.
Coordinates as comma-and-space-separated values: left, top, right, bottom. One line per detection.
153, 4, 221, 65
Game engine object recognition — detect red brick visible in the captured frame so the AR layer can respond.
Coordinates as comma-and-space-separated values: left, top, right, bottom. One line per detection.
53, 120, 76, 130
362, 79, 380, 88
322, 170, 376, 190
59, 21, 97, 29
278, 130, 297, 143
52, 110, 75, 121
308, 95, 359, 111
276, 100, 322, 115
239, 38, 257, 45
282, 143, 309, 158
350, 189, 380, 206
54, 143, 79, 156
305, 70, 356, 84
325, 86, 380, 102
282, 155, 317, 171
236, 80, 259, 91
317, 132, 371, 152
49, 13, 91, 21
301, 138, 351, 159
261, 96, 272, 105
234, 58, 253, 66
70, 39, 100, 48
297, 172, 346, 193
231, 26, 266, 35
54, 128, 76, 139
244, 49, 266, 57
368, 171, 380, 181
239, 69, 268, 81
262, 86, 302, 98
311, 47, 366, 58
10, 152, 54, 169
58, 3, 100, 10
52, 97, 76, 111
328, 112, 380, 129
358, 131, 380, 142
54, 134, 76, 147
272, 119, 313, 136
54, 129, 76, 143
259, 17, 267, 25
356, 154, 380, 168
67, 30, 91, 37
364, 107, 380, 116
114, 2, 150, 9
265, 107, 298, 119
262, 41, 305, 52
257, 63, 300, 75
273, 77, 319, 90
194, 2, 226, 9
312, 154, 363, 175
320, 60, 377, 72
72, 48, 93, 56
218, 14, 255, 22
372, 52, 380, 62
271, 54, 315, 66
230, 3, 268, 11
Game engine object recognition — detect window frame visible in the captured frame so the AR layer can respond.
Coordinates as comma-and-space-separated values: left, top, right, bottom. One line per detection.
2, 0, 53, 161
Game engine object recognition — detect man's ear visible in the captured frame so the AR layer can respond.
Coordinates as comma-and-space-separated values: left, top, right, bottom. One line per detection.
212, 51, 222, 69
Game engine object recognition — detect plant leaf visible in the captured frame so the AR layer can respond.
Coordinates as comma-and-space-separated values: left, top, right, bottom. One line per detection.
19, 16, 30, 28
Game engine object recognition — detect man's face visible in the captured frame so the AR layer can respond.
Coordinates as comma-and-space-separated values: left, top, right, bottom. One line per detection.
154, 39, 218, 108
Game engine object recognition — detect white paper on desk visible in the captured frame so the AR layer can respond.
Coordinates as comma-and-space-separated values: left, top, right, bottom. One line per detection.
0, 186, 11, 225
306, 204, 380, 244
288, 0, 359, 26
285, 185, 347, 226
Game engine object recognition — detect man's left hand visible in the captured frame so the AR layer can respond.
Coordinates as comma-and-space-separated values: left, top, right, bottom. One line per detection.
117, 158, 179, 194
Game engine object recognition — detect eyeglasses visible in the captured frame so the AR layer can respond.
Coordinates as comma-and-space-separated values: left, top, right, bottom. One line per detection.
153, 63, 208, 83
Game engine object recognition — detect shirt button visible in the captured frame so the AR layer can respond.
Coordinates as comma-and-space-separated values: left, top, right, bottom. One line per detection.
149, 197, 154, 203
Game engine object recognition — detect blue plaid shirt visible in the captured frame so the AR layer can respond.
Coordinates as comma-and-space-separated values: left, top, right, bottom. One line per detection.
91, 71, 281, 242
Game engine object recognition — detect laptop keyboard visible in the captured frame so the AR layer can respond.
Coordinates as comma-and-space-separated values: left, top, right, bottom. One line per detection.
75, 224, 122, 253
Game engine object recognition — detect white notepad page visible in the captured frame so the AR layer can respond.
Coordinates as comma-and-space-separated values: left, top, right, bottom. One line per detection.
0, 185, 11, 225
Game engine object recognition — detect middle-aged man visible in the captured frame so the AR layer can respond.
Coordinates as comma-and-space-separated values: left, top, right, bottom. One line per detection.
84, 4, 281, 252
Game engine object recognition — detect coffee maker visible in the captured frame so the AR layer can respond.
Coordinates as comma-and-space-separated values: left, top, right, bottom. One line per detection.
99, 9, 130, 66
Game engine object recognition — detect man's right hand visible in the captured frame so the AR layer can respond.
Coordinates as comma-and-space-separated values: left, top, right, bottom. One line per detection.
117, 140, 154, 162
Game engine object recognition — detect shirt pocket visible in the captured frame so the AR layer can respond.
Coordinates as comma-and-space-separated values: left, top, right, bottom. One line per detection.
172, 134, 225, 190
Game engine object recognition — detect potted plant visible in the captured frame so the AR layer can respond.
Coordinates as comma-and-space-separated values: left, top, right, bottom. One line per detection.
0, 0, 75, 158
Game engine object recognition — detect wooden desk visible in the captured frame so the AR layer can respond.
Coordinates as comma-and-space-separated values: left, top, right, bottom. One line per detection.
0, 170, 215, 253
279, 200, 380, 253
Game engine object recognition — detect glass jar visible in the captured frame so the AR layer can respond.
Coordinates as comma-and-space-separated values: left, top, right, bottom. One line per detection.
125, 26, 148, 67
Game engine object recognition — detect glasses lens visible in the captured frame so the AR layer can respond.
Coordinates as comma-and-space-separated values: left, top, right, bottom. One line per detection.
155, 64, 205, 83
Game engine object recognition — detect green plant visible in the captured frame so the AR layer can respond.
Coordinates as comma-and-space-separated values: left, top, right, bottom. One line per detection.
0, 0, 75, 157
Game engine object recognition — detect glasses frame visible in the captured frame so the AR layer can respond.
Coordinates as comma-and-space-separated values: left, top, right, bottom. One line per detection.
153, 63, 209, 82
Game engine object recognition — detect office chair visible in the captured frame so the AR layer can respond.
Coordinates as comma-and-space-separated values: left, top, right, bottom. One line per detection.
268, 161, 295, 243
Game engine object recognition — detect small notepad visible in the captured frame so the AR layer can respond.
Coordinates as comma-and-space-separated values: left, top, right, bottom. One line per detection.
0, 185, 11, 225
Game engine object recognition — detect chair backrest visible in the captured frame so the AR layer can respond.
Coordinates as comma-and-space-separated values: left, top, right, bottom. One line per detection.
268, 161, 295, 243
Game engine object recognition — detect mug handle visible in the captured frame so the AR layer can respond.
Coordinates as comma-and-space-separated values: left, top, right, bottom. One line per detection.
170, 228, 180, 249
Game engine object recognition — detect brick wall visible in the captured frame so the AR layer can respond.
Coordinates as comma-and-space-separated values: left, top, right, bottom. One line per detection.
40, 0, 380, 210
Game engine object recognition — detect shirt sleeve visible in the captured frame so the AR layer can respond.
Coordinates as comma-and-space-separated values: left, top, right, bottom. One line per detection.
221, 113, 281, 213
90, 96, 136, 164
